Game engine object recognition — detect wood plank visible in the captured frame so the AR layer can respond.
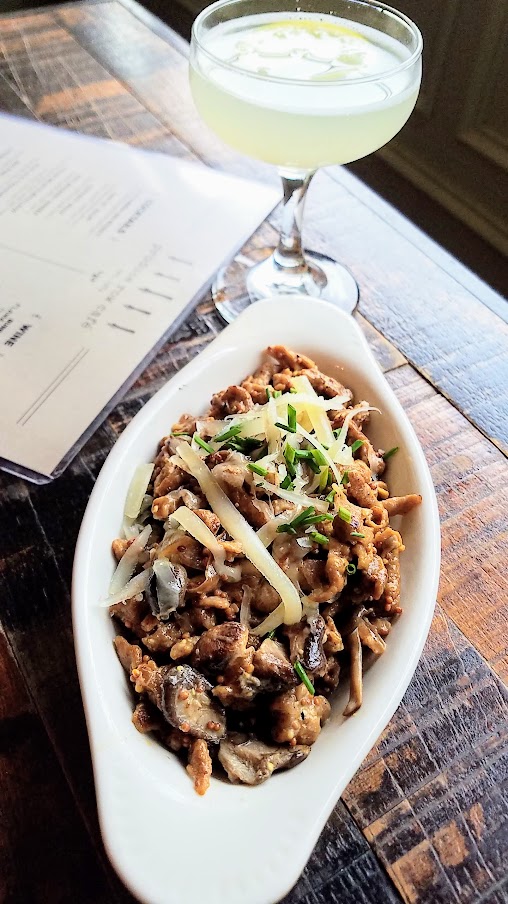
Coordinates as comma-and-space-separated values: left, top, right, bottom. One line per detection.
385, 365, 508, 681
0, 7, 187, 153
343, 608, 508, 904
0, 625, 136, 903
56, 0, 508, 452
55, 0, 276, 181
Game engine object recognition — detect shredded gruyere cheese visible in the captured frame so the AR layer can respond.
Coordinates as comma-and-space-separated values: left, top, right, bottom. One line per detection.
169, 506, 241, 582
177, 443, 302, 627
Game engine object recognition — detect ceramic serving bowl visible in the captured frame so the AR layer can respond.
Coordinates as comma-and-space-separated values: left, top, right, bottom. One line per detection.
72, 297, 440, 904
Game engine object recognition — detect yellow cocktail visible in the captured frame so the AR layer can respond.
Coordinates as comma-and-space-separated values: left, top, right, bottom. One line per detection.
190, 1, 422, 320
191, 14, 420, 169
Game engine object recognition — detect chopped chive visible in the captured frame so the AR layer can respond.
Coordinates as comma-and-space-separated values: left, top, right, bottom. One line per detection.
325, 488, 336, 504
280, 475, 294, 490
311, 448, 328, 467
275, 421, 297, 434
266, 387, 271, 401
346, 562, 357, 575
213, 423, 243, 443
276, 524, 297, 535
226, 436, 263, 452
290, 506, 315, 527
267, 629, 276, 639
294, 449, 313, 460
273, 389, 282, 398
284, 444, 297, 478
350, 530, 365, 538
300, 513, 331, 527
294, 660, 315, 695
193, 434, 214, 454
247, 462, 268, 477
285, 444, 296, 464
338, 506, 351, 523
287, 404, 297, 432
340, 471, 349, 486
310, 530, 329, 547
319, 467, 329, 492
307, 458, 321, 474
351, 439, 364, 454
383, 446, 399, 461
171, 431, 191, 437
289, 387, 297, 394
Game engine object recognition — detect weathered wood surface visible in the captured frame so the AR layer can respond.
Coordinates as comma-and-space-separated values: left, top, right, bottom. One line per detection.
0, 3, 507, 903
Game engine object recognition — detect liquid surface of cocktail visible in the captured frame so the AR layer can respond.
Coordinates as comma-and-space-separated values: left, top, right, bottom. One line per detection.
190, 12, 421, 169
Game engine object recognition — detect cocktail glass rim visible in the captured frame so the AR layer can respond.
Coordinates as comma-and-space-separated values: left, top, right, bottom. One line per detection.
191, 0, 423, 88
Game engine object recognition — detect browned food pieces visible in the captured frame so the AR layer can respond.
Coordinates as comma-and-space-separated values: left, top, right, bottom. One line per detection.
252, 638, 297, 691
271, 685, 331, 746
192, 622, 249, 674
343, 628, 363, 716
132, 701, 161, 734
152, 488, 204, 521
209, 385, 254, 418
110, 597, 148, 637
376, 527, 404, 613
285, 616, 327, 676
187, 739, 213, 796
218, 735, 310, 785
241, 359, 276, 404
153, 459, 189, 497
161, 664, 226, 742
213, 647, 260, 709
108, 344, 419, 794
114, 635, 142, 673
112, 538, 133, 561
383, 494, 422, 517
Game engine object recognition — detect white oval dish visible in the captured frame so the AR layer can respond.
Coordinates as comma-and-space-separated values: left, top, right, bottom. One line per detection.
72, 297, 440, 904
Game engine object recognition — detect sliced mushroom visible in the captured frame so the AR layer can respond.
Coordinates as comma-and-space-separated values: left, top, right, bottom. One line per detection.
285, 616, 327, 676
357, 617, 386, 655
161, 664, 226, 742
150, 559, 187, 619
218, 734, 310, 785
192, 622, 248, 675
343, 628, 363, 716
252, 639, 297, 692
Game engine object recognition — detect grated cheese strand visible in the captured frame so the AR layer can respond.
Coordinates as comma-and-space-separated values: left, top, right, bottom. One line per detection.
169, 507, 241, 581
177, 443, 302, 626
291, 375, 335, 446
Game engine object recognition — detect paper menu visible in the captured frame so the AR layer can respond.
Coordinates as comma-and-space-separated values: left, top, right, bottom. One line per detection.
0, 115, 279, 482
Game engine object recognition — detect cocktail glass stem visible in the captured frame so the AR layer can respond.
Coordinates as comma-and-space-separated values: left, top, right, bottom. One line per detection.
272, 170, 313, 272
244, 168, 358, 307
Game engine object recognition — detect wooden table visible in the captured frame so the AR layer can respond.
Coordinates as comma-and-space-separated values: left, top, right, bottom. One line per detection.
1, 2, 507, 902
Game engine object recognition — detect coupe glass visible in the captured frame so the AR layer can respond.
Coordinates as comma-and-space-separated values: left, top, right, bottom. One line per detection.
190, 0, 422, 322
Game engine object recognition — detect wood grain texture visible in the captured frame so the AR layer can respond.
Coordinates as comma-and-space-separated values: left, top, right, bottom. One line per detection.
0, 6, 187, 153
55, 0, 508, 452
385, 366, 508, 683
0, 3, 506, 904
0, 625, 135, 904
343, 608, 508, 904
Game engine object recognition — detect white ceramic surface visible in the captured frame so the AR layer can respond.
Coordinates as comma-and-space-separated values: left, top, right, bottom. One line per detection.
72, 297, 440, 904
